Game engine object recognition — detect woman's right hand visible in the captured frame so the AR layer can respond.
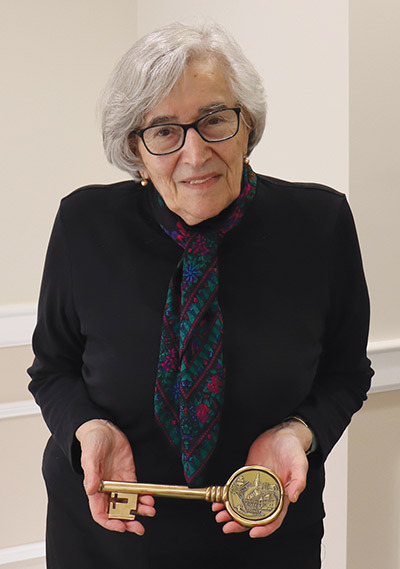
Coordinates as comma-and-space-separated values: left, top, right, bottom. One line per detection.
75, 419, 155, 534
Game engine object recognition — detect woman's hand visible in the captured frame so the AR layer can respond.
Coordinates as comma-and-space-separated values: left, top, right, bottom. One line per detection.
75, 419, 155, 534
212, 419, 312, 538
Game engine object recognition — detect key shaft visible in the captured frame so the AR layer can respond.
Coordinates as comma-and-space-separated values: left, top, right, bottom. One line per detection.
100, 480, 225, 502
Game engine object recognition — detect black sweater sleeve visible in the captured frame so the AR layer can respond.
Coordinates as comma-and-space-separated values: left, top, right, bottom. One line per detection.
294, 197, 373, 460
27, 208, 113, 472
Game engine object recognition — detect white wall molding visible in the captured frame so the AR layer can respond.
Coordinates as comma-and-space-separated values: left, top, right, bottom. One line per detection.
0, 304, 37, 348
0, 542, 45, 565
368, 339, 400, 354
0, 400, 41, 420
368, 345, 400, 393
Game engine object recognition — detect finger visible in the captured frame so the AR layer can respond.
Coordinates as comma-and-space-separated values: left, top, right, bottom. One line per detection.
136, 502, 156, 517
247, 514, 285, 538
211, 502, 225, 512
221, 520, 248, 534
136, 494, 156, 517
213, 506, 252, 534
249, 523, 280, 538
214, 509, 232, 523
214, 508, 249, 536
138, 495, 155, 507
98, 516, 147, 536
124, 520, 147, 535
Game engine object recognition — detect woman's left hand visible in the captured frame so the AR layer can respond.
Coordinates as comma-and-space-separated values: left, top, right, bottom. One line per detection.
212, 419, 312, 538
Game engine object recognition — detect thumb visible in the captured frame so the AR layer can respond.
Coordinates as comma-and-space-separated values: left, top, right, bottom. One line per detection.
284, 467, 307, 503
83, 466, 101, 496
285, 479, 301, 503
81, 447, 103, 495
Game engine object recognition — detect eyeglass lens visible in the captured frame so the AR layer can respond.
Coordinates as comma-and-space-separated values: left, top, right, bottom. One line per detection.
142, 108, 239, 155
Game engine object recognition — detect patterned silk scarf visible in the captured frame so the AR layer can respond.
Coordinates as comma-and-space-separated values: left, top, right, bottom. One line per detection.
154, 162, 257, 484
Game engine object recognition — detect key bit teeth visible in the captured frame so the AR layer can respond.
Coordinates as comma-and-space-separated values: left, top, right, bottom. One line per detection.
108, 491, 138, 520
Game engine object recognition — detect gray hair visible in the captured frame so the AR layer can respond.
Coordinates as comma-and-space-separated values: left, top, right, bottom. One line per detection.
100, 22, 266, 181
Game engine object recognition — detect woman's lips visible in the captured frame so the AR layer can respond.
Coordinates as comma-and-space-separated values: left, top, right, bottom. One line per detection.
181, 174, 220, 187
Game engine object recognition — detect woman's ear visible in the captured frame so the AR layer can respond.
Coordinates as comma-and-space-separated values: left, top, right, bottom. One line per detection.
240, 108, 252, 155
128, 133, 138, 156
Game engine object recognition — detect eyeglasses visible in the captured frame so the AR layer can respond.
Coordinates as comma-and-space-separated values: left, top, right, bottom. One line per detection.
132, 107, 241, 156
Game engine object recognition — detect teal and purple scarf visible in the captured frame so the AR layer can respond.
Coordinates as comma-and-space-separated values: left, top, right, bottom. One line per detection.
154, 162, 257, 484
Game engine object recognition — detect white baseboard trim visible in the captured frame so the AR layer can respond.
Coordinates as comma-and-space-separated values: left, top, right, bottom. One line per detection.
0, 542, 45, 565
367, 339, 400, 392
0, 400, 41, 420
0, 304, 37, 348
368, 338, 400, 354
368, 348, 400, 393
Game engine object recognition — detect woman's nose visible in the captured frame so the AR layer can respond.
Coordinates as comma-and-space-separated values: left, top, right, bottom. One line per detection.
180, 127, 212, 166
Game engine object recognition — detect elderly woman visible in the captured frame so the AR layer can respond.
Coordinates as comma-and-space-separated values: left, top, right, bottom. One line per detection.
28, 22, 373, 569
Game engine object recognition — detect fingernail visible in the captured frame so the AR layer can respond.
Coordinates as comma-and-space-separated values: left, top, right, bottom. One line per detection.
131, 529, 144, 536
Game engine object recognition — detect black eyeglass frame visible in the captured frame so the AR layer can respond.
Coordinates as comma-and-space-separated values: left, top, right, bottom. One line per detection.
131, 107, 242, 156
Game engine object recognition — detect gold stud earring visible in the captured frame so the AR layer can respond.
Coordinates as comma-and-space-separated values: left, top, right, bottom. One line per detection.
243, 156, 250, 165
140, 178, 149, 187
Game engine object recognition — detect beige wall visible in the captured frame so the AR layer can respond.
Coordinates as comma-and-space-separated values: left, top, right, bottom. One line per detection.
0, 413, 49, 549
0, 0, 139, 306
347, 391, 400, 569
347, 1, 400, 567
0, 345, 34, 403
1, 0, 399, 567
349, 0, 400, 343
0, 346, 49, 550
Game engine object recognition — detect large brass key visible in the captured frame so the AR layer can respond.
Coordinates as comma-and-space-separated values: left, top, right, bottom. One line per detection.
100, 465, 283, 527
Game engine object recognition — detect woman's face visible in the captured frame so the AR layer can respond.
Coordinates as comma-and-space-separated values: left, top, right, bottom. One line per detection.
137, 59, 250, 225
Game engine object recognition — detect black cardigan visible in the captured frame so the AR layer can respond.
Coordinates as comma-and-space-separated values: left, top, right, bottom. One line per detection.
28, 173, 373, 568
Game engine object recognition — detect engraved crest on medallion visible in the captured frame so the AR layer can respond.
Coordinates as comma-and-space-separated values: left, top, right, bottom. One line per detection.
228, 471, 280, 520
